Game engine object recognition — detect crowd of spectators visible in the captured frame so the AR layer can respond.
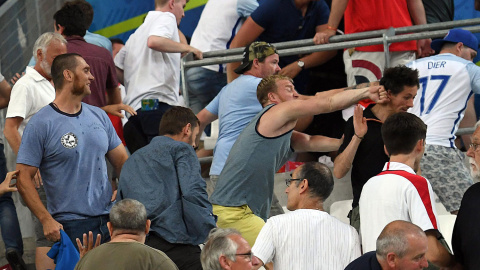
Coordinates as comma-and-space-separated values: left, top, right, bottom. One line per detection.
0, 0, 479, 270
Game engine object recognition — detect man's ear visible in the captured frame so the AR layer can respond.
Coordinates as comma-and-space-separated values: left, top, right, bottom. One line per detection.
384, 145, 390, 157
183, 123, 192, 136
63, 69, 73, 82
55, 24, 65, 35
415, 139, 424, 153
219, 255, 231, 270
267, 91, 278, 104
36, 49, 44, 63
386, 253, 397, 268
168, 0, 175, 9
107, 222, 114, 237
298, 179, 309, 194
145, 219, 151, 235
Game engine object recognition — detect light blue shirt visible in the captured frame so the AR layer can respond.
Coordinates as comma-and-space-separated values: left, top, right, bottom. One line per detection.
206, 75, 262, 175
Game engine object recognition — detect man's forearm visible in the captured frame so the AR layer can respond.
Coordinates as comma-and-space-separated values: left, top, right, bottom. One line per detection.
16, 165, 51, 222
4, 127, 21, 155
147, 36, 194, 54
106, 86, 122, 105
328, 0, 349, 27
333, 137, 361, 178
327, 87, 370, 112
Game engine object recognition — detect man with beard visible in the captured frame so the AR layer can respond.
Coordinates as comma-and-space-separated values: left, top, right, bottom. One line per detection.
4, 32, 67, 269
16, 53, 129, 258
118, 106, 216, 270
452, 120, 480, 269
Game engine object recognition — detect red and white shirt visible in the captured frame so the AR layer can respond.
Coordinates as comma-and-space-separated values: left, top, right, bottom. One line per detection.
359, 162, 438, 252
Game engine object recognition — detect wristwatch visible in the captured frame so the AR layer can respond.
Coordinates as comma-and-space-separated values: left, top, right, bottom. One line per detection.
297, 60, 305, 70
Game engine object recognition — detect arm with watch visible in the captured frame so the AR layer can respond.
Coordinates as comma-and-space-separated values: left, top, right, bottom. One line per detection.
279, 24, 337, 79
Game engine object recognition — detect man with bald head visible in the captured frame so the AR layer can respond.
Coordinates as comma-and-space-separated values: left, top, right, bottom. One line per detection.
345, 220, 429, 270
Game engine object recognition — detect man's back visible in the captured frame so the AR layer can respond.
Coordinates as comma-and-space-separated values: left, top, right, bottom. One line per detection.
359, 162, 438, 252
115, 11, 180, 111
67, 36, 118, 108
408, 53, 480, 147
206, 75, 262, 176
74, 242, 178, 270
252, 209, 360, 269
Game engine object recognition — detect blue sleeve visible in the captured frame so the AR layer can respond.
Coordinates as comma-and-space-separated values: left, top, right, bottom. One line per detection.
237, 0, 259, 17
205, 92, 220, 115
17, 119, 45, 168
314, 0, 330, 26
467, 63, 480, 94
250, 0, 277, 29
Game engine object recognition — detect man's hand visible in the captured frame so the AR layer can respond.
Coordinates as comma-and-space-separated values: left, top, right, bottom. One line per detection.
0, 170, 19, 196
353, 105, 367, 138
43, 218, 63, 242
417, 38, 434, 58
367, 85, 388, 104
279, 62, 302, 79
10, 72, 25, 85
313, 29, 336, 45
189, 47, 203, 60
102, 104, 136, 118
110, 177, 117, 202
76, 231, 101, 258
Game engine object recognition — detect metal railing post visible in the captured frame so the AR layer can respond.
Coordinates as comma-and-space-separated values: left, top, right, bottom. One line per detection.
181, 53, 194, 107
383, 27, 395, 68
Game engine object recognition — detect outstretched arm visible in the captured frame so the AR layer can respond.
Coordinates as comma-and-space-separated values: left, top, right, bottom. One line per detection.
147, 36, 203, 60
333, 105, 367, 178
291, 131, 342, 152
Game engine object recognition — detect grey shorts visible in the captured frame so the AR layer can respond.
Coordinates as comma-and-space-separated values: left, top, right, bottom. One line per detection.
421, 144, 473, 212
34, 186, 54, 247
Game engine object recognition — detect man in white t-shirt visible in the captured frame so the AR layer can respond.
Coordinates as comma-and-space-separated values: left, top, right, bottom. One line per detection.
252, 162, 360, 269
114, 0, 202, 153
408, 28, 480, 214
359, 112, 458, 269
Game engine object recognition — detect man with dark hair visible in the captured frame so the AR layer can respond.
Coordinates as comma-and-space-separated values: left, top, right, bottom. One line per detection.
210, 74, 387, 247
16, 53, 129, 253
334, 65, 419, 231
359, 112, 457, 268
252, 162, 360, 269
53, 2, 133, 117
201, 228, 261, 270
345, 220, 429, 270
118, 106, 216, 270
115, 0, 202, 154
408, 28, 480, 214
75, 199, 178, 270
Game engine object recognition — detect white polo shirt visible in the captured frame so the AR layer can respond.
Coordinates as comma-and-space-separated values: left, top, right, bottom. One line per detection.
359, 162, 439, 252
252, 209, 361, 269
6, 66, 55, 135
115, 11, 180, 111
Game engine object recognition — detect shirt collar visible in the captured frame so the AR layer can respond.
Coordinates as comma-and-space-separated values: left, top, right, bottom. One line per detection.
382, 162, 415, 174
26, 66, 49, 82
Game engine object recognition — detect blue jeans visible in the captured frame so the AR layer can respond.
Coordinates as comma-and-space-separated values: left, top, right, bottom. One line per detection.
185, 67, 226, 114
61, 215, 110, 251
0, 144, 23, 255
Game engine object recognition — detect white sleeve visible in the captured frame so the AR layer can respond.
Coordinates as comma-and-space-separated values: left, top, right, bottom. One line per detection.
0, 72, 4, 82
348, 228, 361, 264
149, 13, 176, 39
114, 46, 126, 70
251, 220, 275, 265
6, 82, 30, 119
237, 0, 259, 17
466, 63, 480, 94
406, 182, 437, 232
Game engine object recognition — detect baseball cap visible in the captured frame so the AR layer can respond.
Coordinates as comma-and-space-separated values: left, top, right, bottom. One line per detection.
234, 41, 278, 74
431, 28, 479, 53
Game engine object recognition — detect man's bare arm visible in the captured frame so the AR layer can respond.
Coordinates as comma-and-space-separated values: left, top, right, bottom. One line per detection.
0, 79, 11, 109
4, 117, 24, 155
16, 163, 63, 242
313, 0, 349, 44
290, 131, 342, 152
147, 36, 202, 59
425, 231, 459, 268
196, 108, 218, 146
106, 144, 129, 178
115, 67, 124, 85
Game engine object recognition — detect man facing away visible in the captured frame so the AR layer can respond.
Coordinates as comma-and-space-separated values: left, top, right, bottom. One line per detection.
333, 65, 419, 231
345, 220, 429, 270
16, 53, 128, 250
201, 228, 261, 270
210, 74, 387, 247
452, 120, 480, 269
115, 0, 202, 153
252, 162, 360, 269
118, 106, 216, 270
75, 199, 178, 270
408, 28, 480, 214
359, 112, 458, 268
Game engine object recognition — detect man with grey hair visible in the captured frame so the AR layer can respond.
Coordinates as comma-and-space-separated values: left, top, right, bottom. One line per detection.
4, 31, 67, 270
345, 220, 429, 269
75, 199, 178, 270
252, 162, 360, 269
201, 228, 261, 270
452, 119, 480, 269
